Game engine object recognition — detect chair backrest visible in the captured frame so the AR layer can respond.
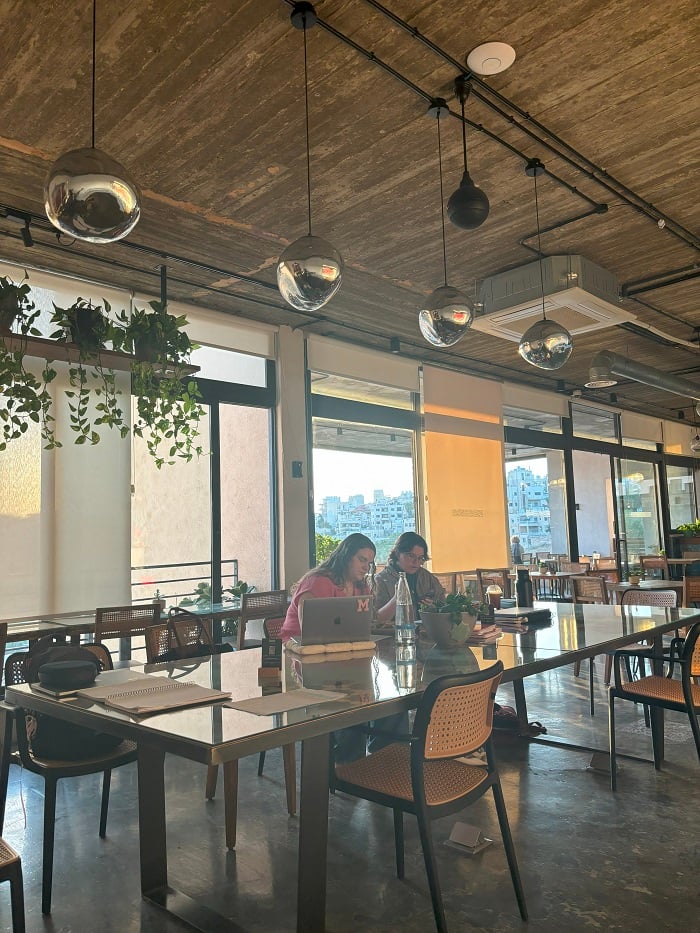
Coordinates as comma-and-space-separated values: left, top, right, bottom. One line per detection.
145, 607, 218, 663
683, 576, 700, 608
238, 590, 289, 649
433, 572, 456, 595
639, 555, 669, 579
414, 662, 503, 760
595, 557, 618, 571
680, 619, 700, 679
560, 561, 587, 574
94, 604, 161, 642
570, 574, 608, 603
475, 569, 511, 600
263, 616, 286, 639
4, 640, 113, 688
619, 588, 677, 607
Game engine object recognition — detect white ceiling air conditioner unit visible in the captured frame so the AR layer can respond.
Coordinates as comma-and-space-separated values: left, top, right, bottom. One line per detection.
473, 254, 636, 341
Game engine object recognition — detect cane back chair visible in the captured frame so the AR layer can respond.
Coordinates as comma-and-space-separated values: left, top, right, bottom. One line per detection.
94, 603, 161, 660
237, 590, 289, 650
333, 662, 527, 933
638, 555, 670, 580
0, 836, 24, 933
570, 575, 609, 714
475, 569, 512, 602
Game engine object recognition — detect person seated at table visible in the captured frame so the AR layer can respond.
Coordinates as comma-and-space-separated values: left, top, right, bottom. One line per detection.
280, 532, 376, 642
374, 532, 445, 622
511, 535, 525, 565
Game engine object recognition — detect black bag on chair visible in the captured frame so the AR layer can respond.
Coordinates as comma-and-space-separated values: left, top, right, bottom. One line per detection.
153, 607, 234, 663
23, 636, 123, 760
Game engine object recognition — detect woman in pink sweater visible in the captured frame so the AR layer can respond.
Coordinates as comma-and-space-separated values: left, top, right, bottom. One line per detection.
280, 533, 376, 642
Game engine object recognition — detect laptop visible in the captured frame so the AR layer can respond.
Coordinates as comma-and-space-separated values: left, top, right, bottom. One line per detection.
299, 596, 373, 645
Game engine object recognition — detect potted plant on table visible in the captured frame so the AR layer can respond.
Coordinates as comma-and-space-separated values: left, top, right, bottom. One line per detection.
118, 300, 205, 469
627, 564, 643, 586
0, 272, 58, 450
419, 588, 484, 648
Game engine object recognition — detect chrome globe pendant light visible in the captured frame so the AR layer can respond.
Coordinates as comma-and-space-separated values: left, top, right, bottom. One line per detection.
419, 99, 473, 348
44, 0, 141, 243
276, 2, 343, 312
517, 159, 573, 370
446, 75, 489, 230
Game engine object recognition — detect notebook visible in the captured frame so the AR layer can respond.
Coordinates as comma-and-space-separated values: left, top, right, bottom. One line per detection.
299, 596, 373, 646
77, 675, 231, 715
494, 606, 552, 626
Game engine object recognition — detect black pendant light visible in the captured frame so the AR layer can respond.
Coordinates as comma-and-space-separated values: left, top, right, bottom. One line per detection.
517, 159, 573, 370
276, 2, 343, 312
44, 0, 141, 243
418, 99, 473, 348
446, 76, 490, 230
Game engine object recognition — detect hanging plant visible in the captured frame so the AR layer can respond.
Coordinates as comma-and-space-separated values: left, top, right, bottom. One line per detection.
118, 300, 205, 468
0, 273, 58, 450
49, 297, 128, 445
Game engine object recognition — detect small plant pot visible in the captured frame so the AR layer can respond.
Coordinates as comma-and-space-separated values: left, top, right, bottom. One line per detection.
0, 305, 18, 334
134, 330, 164, 363
420, 611, 477, 648
628, 575, 641, 586
69, 305, 108, 355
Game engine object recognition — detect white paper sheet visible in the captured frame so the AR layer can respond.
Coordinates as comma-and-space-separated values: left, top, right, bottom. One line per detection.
225, 688, 347, 715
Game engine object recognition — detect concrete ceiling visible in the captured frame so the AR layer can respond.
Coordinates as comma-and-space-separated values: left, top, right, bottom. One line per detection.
1, 0, 698, 420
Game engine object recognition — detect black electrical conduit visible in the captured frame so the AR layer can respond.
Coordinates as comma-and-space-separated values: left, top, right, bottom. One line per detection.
622, 265, 700, 297
281, 0, 603, 212
359, 0, 699, 253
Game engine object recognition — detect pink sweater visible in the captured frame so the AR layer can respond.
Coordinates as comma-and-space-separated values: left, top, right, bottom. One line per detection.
280, 574, 371, 641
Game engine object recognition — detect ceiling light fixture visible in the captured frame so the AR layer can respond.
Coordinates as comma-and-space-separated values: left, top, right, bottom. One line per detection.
277, 2, 343, 312
466, 41, 516, 77
518, 159, 573, 370
419, 99, 473, 349
389, 337, 401, 354
447, 75, 489, 230
44, 0, 141, 243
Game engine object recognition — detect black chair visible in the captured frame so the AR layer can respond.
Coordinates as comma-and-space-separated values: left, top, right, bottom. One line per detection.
0, 837, 24, 933
1, 645, 136, 914
332, 662, 527, 933
608, 620, 700, 790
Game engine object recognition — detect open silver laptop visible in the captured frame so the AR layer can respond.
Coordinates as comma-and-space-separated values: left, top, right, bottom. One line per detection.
299, 596, 373, 645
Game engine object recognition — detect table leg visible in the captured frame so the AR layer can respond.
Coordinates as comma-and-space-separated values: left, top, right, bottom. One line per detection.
297, 733, 330, 933
137, 744, 168, 896
650, 631, 665, 761
0, 708, 14, 833
513, 679, 528, 725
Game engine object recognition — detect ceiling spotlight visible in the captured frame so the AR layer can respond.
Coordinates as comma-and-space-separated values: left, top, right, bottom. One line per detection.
389, 337, 400, 354
466, 42, 516, 76
277, 2, 343, 312
691, 434, 700, 453
585, 352, 619, 388
518, 159, 573, 370
447, 76, 489, 230
418, 100, 473, 349
44, 1, 141, 242
21, 219, 33, 248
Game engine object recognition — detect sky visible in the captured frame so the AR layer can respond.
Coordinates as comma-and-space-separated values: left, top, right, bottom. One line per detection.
312, 449, 413, 504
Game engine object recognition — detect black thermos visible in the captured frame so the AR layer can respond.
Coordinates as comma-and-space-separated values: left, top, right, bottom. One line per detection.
516, 568, 534, 608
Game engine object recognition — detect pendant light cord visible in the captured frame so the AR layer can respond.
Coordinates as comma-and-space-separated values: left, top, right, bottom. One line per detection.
160, 264, 167, 307
460, 92, 468, 173
533, 169, 547, 319
437, 112, 448, 287
302, 17, 312, 236
91, 0, 96, 149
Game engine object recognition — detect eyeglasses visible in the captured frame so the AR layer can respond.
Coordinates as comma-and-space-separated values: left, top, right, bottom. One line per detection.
404, 552, 426, 564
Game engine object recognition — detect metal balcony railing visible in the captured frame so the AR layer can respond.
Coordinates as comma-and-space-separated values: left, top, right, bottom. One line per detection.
131, 558, 238, 605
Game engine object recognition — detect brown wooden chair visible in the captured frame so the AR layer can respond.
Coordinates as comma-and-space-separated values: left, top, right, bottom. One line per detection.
1, 645, 136, 914
333, 662, 527, 932
639, 555, 670, 579
94, 603, 161, 660
237, 590, 289, 650
475, 569, 511, 601
0, 837, 24, 933
683, 575, 700, 608
560, 560, 587, 574
609, 619, 700, 790
570, 575, 608, 713
433, 572, 456, 596
590, 558, 620, 585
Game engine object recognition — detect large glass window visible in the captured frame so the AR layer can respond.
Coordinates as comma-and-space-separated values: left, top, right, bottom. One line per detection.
505, 444, 568, 559
614, 458, 661, 564
571, 403, 619, 442
572, 450, 616, 560
666, 463, 698, 529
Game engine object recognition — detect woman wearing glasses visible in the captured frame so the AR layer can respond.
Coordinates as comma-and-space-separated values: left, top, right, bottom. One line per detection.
374, 531, 445, 622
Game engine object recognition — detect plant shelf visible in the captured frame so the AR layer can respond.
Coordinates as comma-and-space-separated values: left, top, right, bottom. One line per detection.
2, 333, 199, 376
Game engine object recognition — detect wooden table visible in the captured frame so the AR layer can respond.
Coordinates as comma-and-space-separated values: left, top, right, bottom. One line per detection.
607, 580, 685, 604
3, 602, 698, 933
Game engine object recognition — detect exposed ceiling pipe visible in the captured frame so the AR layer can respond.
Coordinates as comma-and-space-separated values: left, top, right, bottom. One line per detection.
585, 350, 700, 400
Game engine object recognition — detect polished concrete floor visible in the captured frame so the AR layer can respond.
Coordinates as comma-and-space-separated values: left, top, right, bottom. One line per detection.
1, 662, 699, 932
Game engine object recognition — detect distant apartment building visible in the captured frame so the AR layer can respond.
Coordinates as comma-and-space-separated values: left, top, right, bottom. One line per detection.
317, 489, 415, 541
505, 466, 551, 553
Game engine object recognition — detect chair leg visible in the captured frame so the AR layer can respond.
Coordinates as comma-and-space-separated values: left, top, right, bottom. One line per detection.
257, 751, 266, 776
604, 654, 613, 686
393, 809, 404, 880
415, 808, 447, 933
42, 778, 58, 914
650, 707, 664, 770
491, 781, 528, 921
609, 692, 617, 792
99, 769, 111, 838
573, 660, 581, 678
205, 763, 218, 800
282, 744, 297, 817
589, 658, 595, 717
10, 856, 26, 933
223, 759, 239, 850
686, 705, 700, 762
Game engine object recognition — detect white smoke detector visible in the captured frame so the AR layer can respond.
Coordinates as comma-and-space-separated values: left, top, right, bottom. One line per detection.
466, 42, 516, 76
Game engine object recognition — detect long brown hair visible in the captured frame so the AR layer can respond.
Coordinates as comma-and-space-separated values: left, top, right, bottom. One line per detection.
301, 533, 376, 587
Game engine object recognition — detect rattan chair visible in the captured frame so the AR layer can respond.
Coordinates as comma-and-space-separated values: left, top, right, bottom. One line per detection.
475, 569, 511, 601
608, 620, 700, 790
0, 837, 24, 933
683, 576, 700, 608
433, 572, 457, 596
237, 590, 289, 650
639, 554, 670, 579
611, 588, 679, 686
1, 647, 136, 914
256, 617, 296, 814
560, 561, 587, 574
570, 575, 609, 714
94, 603, 161, 660
333, 662, 527, 933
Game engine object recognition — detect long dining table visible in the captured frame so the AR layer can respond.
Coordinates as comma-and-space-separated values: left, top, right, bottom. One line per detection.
2, 600, 699, 933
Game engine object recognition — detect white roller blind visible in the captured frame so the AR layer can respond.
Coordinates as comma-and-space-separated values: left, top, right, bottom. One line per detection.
663, 420, 697, 455
502, 383, 568, 416
307, 335, 419, 391
621, 412, 662, 444
423, 366, 503, 439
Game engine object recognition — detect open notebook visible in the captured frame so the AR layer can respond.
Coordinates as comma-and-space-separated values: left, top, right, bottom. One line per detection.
77, 675, 230, 715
